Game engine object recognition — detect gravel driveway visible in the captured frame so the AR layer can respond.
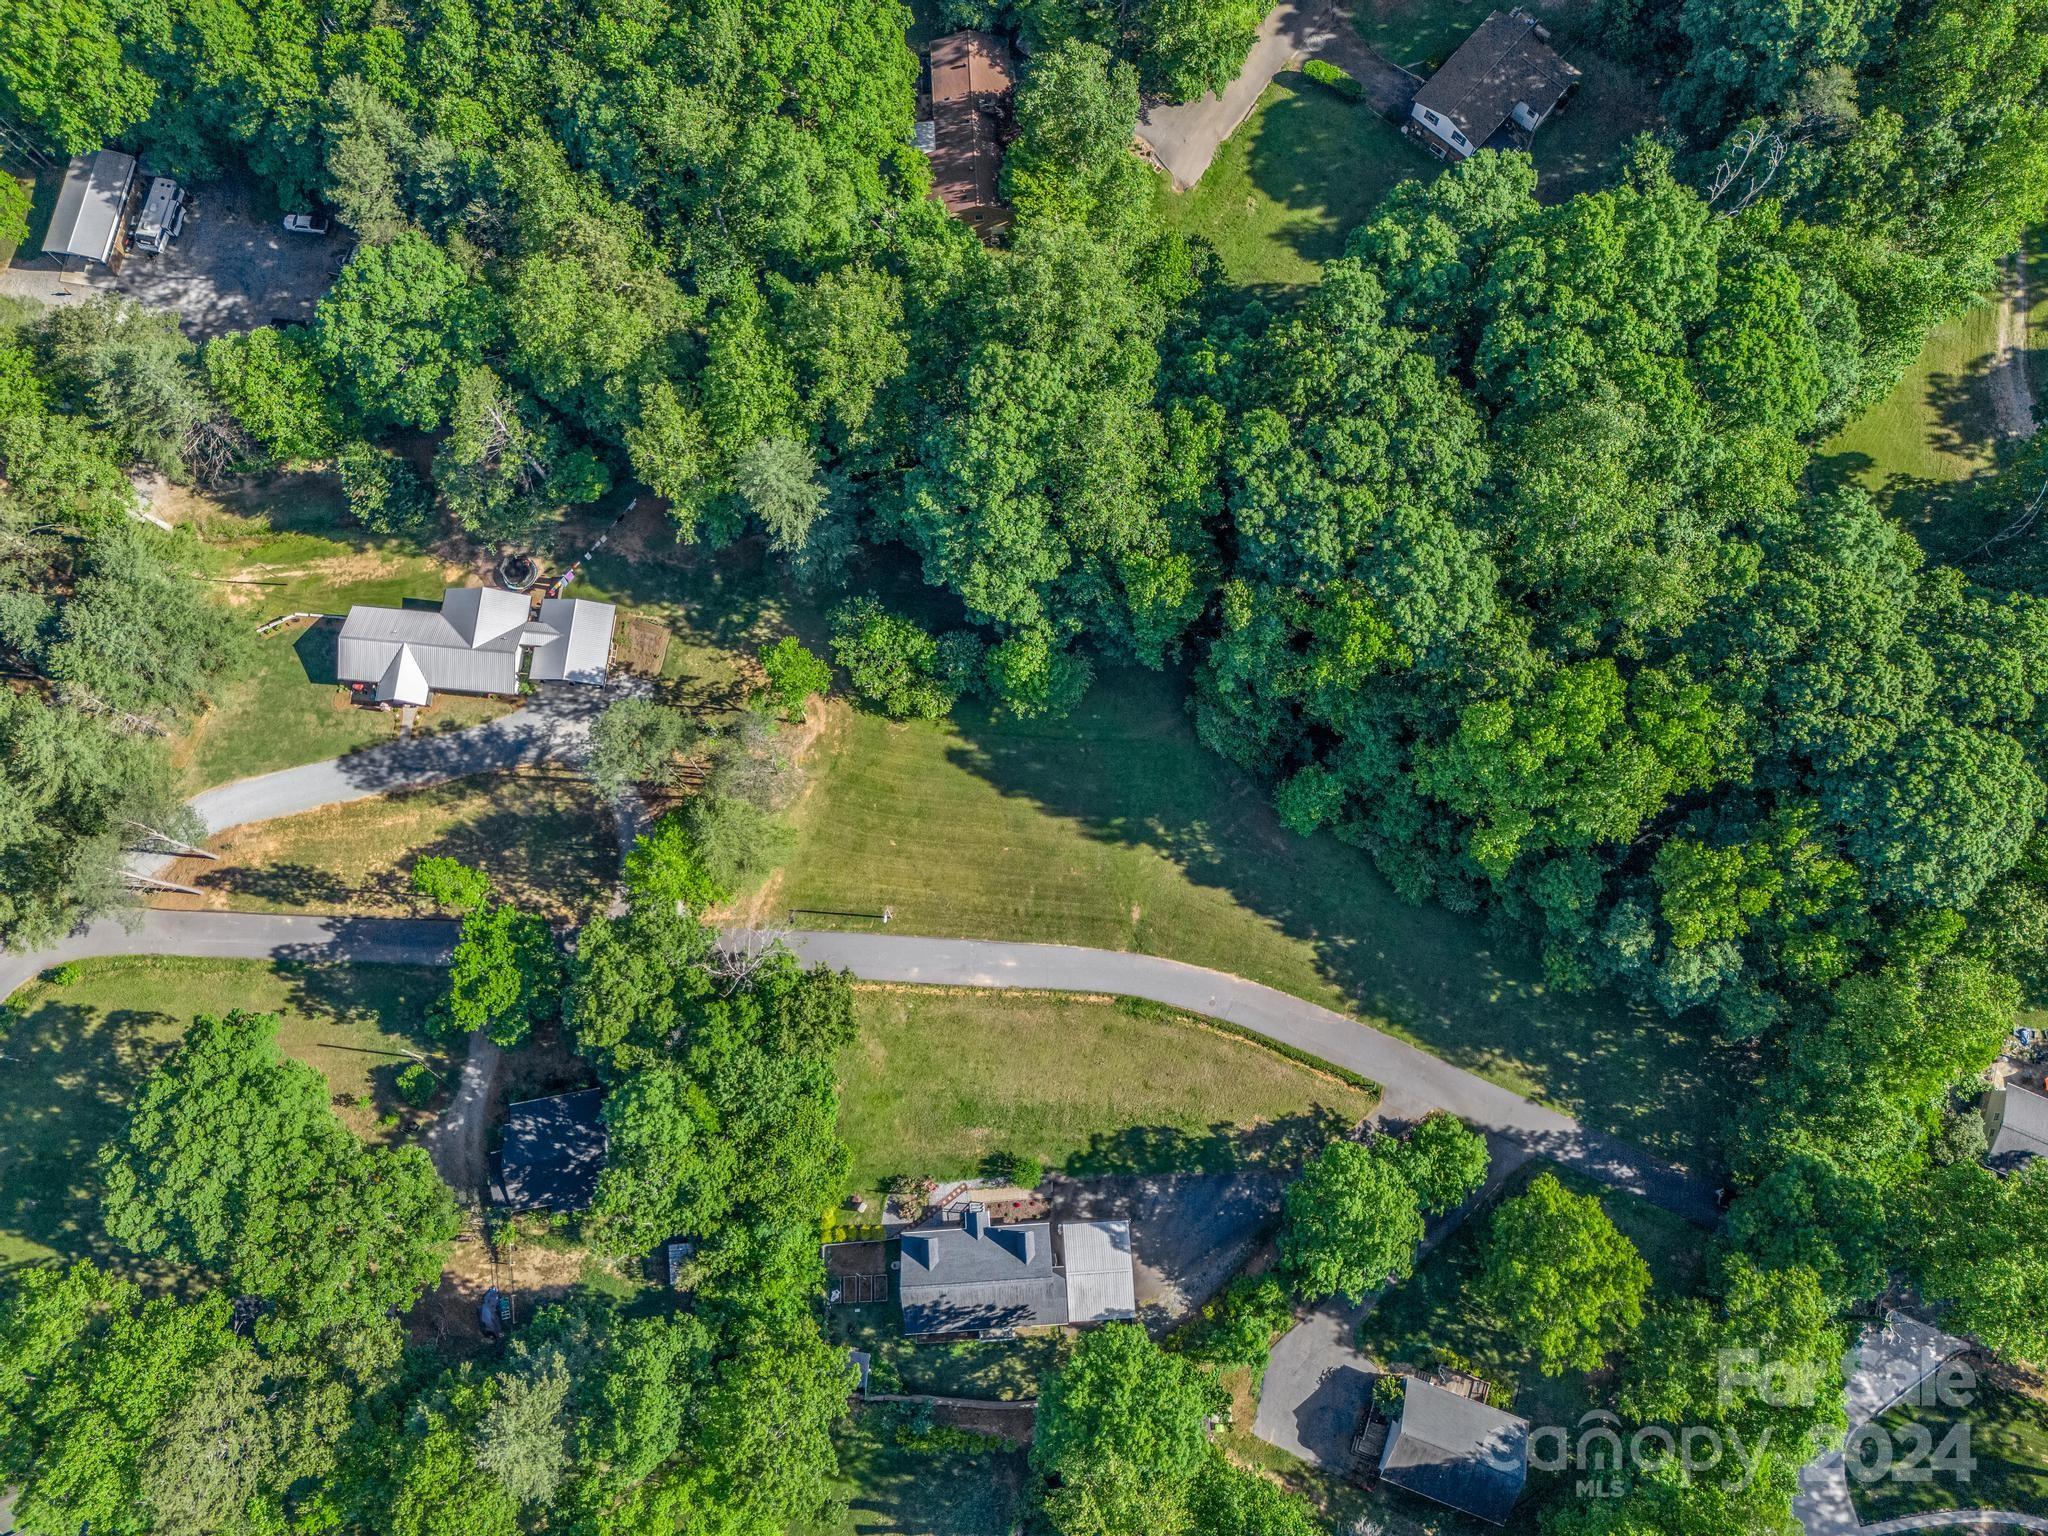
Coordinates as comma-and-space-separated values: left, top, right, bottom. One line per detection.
2, 175, 346, 339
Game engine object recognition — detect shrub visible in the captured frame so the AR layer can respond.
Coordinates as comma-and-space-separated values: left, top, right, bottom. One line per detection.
396, 1061, 438, 1107
680, 793, 793, 896
983, 1150, 1045, 1188
830, 598, 955, 720
336, 440, 434, 534
757, 636, 833, 721
45, 962, 82, 986
1180, 1273, 1295, 1369
1302, 59, 1363, 100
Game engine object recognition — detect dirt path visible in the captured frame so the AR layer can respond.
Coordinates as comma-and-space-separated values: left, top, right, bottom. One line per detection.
1991, 246, 2038, 442
423, 1027, 503, 1201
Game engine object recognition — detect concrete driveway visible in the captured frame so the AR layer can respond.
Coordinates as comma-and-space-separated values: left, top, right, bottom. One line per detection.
1139, 0, 1341, 189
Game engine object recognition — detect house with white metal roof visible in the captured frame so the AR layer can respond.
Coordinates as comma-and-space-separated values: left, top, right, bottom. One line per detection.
46, 150, 137, 266
335, 586, 615, 705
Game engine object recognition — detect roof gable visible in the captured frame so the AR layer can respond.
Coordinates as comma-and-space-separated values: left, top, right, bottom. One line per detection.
1412, 11, 1579, 146
1379, 1377, 1529, 1525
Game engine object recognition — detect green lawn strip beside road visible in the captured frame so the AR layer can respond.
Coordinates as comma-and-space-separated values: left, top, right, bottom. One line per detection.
150, 769, 616, 922
1848, 1375, 2048, 1524
1152, 76, 1436, 290
838, 987, 1378, 1208
0, 956, 450, 1272
783, 668, 1733, 1174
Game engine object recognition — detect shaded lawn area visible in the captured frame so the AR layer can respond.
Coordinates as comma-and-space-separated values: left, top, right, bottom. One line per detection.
839, 988, 1378, 1203
781, 669, 1734, 1175
0, 956, 450, 1273
1818, 295, 2010, 508
825, 1300, 1065, 1404
169, 479, 512, 791
1152, 76, 1436, 290
1350, 0, 1502, 70
148, 767, 616, 921
1531, 53, 1664, 204
1849, 1374, 2048, 1523
803, 1405, 1029, 1536
1353, 1161, 1706, 1437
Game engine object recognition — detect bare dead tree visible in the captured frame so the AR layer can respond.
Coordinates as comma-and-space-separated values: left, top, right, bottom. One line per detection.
703, 925, 794, 996
121, 819, 219, 860
1705, 127, 1789, 215
183, 414, 256, 488
1969, 476, 2048, 559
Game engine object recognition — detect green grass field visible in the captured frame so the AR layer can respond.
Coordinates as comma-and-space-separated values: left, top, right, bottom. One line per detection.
1822, 297, 2010, 493
0, 957, 450, 1273
150, 768, 616, 921
781, 670, 1731, 1173
838, 988, 1380, 1201
1849, 1375, 2048, 1523
170, 479, 511, 790
1354, 1161, 1705, 1434
1153, 76, 1437, 289
803, 1406, 1029, 1536
1349, 0, 1502, 70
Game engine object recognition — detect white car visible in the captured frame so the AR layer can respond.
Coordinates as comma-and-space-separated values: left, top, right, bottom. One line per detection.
282, 212, 330, 235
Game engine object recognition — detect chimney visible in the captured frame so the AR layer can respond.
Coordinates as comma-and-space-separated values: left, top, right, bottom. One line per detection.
996, 1226, 1036, 1265
963, 1204, 987, 1240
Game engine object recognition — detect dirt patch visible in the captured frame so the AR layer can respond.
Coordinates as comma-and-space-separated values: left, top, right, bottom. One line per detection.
624, 616, 671, 674
408, 1220, 591, 1351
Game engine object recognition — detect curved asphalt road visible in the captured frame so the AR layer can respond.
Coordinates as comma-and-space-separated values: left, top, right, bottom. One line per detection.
7, 682, 1715, 1225
0, 908, 1716, 1224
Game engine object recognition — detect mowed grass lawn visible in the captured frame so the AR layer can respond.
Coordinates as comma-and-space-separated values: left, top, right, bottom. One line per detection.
167, 477, 512, 792
0, 957, 450, 1273
1350, 0, 1502, 69
1153, 76, 1436, 289
1821, 295, 2011, 495
803, 1408, 1028, 1536
1849, 1374, 2048, 1523
149, 768, 616, 921
1354, 1161, 1706, 1435
838, 988, 1379, 1200
781, 670, 1732, 1173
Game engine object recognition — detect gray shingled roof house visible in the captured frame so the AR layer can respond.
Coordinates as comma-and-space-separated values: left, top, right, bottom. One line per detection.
897, 1206, 1137, 1336
335, 586, 615, 705
1986, 1082, 2048, 1167
47, 150, 137, 266
1379, 1376, 1530, 1525
493, 1089, 607, 1212
1408, 11, 1579, 162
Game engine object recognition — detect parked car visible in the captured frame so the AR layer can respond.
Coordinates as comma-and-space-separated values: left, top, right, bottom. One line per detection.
282, 212, 330, 235
131, 177, 186, 254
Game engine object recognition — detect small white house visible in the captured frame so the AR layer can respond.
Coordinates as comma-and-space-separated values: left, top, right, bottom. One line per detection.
1408, 11, 1580, 162
335, 586, 616, 705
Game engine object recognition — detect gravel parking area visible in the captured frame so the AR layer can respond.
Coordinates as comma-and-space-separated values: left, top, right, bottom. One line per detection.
0, 175, 345, 338
1047, 1169, 1284, 1324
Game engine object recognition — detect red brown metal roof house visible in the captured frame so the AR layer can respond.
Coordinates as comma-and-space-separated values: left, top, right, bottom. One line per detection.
926, 30, 1015, 237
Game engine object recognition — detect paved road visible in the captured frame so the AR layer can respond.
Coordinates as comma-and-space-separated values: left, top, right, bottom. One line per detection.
0, 910, 458, 1001
771, 930, 1717, 1224
135, 686, 603, 882
1138, 0, 1339, 188
2, 913, 1714, 1222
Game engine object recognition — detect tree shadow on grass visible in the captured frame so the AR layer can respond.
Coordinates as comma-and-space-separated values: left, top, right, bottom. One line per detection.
0, 1001, 174, 1274
1060, 1109, 1354, 1178
942, 671, 1737, 1177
